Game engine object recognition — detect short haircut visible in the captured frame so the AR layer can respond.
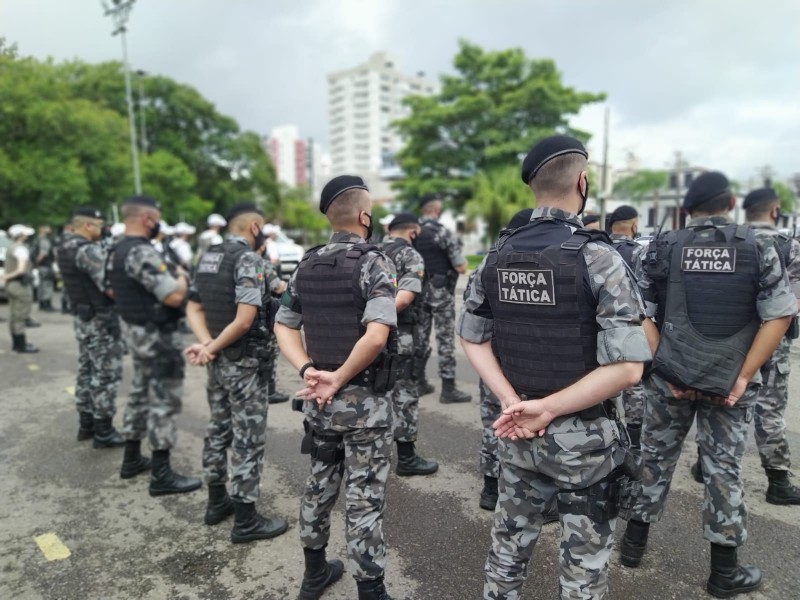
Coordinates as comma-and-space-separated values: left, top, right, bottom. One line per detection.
611, 218, 636, 233
690, 191, 732, 216
230, 212, 264, 232
745, 199, 778, 222
71, 215, 96, 228
529, 154, 587, 199
327, 188, 370, 227
121, 204, 143, 220
388, 222, 419, 233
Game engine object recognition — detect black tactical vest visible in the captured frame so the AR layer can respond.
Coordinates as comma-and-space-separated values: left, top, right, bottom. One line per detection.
649, 224, 760, 396
414, 220, 452, 276
294, 244, 377, 370
482, 221, 602, 398
194, 241, 267, 345
612, 238, 639, 269
382, 239, 423, 326
109, 236, 182, 326
57, 236, 113, 313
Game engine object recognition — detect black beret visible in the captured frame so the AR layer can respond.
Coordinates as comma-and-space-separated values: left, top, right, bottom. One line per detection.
73, 206, 103, 219
226, 202, 263, 221
320, 175, 369, 214
122, 195, 160, 210
582, 214, 600, 226
521, 135, 588, 184
743, 187, 779, 210
506, 208, 533, 230
419, 193, 441, 208
388, 212, 419, 230
683, 171, 730, 210
607, 205, 638, 227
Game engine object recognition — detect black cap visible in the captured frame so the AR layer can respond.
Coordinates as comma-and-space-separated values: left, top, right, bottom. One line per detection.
521, 135, 588, 184
122, 195, 160, 210
743, 187, 779, 210
419, 193, 441, 208
607, 205, 638, 228
320, 175, 369, 214
683, 171, 730, 210
506, 208, 533, 230
226, 202, 264, 221
388, 212, 420, 230
73, 206, 103, 219
582, 214, 600, 226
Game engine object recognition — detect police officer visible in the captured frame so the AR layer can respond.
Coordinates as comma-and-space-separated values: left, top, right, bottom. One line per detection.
108, 195, 201, 496
196, 213, 226, 262
619, 173, 797, 597
58, 206, 125, 447
381, 212, 438, 477
2, 224, 38, 353
607, 204, 648, 447
415, 194, 471, 403
582, 213, 601, 230
33, 225, 57, 312
274, 175, 396, 600
56, 221, 75, 314
185, 202, 289, 543
459, 135, 651, 600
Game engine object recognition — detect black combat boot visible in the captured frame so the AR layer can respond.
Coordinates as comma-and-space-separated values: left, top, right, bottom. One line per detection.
627, 423, 642, 450
120, 440, 152, 479
439, 378, 471, 404
12, 334, 39, 353
205, 483, 235, 526
148, 449, 202, 496
395, 441, 439, 476
417, 379, 435, 396
479, 475, 498, 511
298, 546, 345, 600
92, 417, 125, 448
268, 379, 290, 404
40, 300, 56, 313
691, 451, 704, 484
765, 468, 800, 505
619, 519, 650, 568
356, 577, 393, 600
706, 543, 762, 598
77, 412, 95, 441
230, 500, 288, 543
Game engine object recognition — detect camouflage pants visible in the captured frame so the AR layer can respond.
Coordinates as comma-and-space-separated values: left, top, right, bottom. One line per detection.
6, 280, 33, 336
480, 380, 501, 478
416, 283, 457, 379
203, 353, 269, 503
300, 417, 392, 581
267, 330, 280, 384
73, 315, 123, 419
122, 325, 185, 451
485, 431, 619, 600
754, 337, 792, 471
38, 266, 55, 303
619, 381, 646, 427
631, 375, 755, 547
391, 327, 418, 442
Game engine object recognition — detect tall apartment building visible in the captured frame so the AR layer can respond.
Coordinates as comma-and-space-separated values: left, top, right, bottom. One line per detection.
327, 52, 437, 197
266, 124, 306, 188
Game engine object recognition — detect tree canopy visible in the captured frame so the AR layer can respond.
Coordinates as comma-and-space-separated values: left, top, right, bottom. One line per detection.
392, 40, 605, 205
612, 170, 668, 203
0, 39, 280, 227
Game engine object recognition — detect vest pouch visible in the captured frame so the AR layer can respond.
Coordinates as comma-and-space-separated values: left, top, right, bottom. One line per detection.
98, 312, 121, 338
786, 316, 799, 340
371, 351, 399, 394
76, 303, 96, 322
429, 273, 449, 288
652, 320, 748, 397
223, 342, 245, 362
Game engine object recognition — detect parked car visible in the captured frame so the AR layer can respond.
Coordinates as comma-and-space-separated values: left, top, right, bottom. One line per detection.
264, 226, 305, 278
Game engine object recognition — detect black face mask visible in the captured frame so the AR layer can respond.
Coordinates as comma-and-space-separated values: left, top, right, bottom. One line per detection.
253, 228, 266, 252
362, 213, 374, 242
100, 225, 111, 240
148, 220, 160, 240
577, 176, 589, 216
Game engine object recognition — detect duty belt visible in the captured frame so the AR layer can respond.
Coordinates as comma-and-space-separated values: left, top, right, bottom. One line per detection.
314, 363, 376, 388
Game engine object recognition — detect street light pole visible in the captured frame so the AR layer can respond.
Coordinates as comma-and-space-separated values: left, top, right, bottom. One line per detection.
136, 69, 148, 155
102, 0, 142, 195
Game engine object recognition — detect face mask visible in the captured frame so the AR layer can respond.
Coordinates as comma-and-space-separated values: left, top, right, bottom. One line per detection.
362, 213, 374, 242
148, 219, 161, 240
100, 225, 111, 240
577, 175, 588, 215
253, 226, 266, 252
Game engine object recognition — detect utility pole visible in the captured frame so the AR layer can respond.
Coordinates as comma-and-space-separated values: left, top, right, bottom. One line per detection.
306, 137, 314, 202
599, 106, 610, 228
102, 0, 141, 195
136, 69, 148, 155
673, 151, 684, 230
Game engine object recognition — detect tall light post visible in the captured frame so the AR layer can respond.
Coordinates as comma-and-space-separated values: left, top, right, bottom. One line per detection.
102, 0, 142, 195
135, 69, 148, 155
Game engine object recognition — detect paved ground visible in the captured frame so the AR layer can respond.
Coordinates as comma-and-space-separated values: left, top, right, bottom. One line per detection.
1, 291, 799, 600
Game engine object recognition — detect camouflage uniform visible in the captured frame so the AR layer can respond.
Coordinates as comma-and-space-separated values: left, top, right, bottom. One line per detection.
34, 236, 55, 306
61, 234, 123, 419
458, 207, 651, 600
191, 235, 273, 503
415, 215, 467, 380
631, 216, 797, 547
479, 379, 502, 478
117, 243, 186, 451
275, 231, 397, 582
749, 223, 800, 471
383, 235, 425, 442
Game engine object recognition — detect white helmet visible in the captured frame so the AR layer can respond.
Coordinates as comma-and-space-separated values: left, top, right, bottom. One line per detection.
207, 213, 227, 227
174, 222, 197, 235
8, 224, 35, 239
159, 221, 175, 236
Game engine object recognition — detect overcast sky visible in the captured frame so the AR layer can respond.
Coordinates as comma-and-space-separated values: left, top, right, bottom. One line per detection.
3, 0, 800, 185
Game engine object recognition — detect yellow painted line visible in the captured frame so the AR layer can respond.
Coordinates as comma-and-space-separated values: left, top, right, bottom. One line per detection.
27, 364, 40, 372
65, 386, 75, 396
34, 533, 71, 561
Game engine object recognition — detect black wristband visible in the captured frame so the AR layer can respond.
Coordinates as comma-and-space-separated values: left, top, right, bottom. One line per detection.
299, 361, 315, 379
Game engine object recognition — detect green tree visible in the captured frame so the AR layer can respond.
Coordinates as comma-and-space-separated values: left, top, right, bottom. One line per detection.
772, 182, 796, 214
612, 170, 668, 229
276, 185, 329, 245
466, 165, 534, 244
393, 40, 605, 204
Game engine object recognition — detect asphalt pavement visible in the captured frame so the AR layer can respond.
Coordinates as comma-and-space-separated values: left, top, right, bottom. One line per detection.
1, 291, 799, 600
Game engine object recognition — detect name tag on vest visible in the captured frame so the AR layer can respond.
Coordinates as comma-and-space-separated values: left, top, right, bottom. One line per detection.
497, 268, 555, 305
681, 247, 736, 273
197, 252, 224, 274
